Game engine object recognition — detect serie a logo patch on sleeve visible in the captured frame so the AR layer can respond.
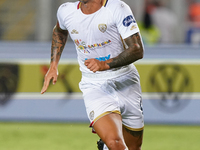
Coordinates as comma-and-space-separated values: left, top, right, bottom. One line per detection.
123, 15, 136, 27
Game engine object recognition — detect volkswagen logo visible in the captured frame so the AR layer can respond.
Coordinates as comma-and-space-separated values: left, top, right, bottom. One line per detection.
147, 63, 192, 113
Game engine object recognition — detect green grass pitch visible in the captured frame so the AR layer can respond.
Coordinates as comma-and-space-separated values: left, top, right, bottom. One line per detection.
0, 123, 200, 150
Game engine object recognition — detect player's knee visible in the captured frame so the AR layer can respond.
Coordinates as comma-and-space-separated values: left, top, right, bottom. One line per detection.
105, 138, 125, 150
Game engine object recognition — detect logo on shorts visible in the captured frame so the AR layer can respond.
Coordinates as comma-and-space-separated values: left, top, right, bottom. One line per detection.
89, 111, 94, 120
98, 24, 107, 33
123, 15, 136, 27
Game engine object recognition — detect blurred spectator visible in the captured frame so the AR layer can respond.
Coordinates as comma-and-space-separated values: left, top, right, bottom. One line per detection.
139, 1, 160, 45
186, 0, 200, 44
151, 0, 178, 44
188, 0, 200, 27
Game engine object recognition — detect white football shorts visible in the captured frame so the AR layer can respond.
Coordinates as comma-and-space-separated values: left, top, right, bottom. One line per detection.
79, 64, 144, 131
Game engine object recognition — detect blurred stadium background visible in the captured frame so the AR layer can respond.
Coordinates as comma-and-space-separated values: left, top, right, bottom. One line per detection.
0, 0, 200, 149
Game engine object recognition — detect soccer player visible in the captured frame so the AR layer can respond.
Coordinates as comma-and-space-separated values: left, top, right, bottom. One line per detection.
41, 0, 144, 150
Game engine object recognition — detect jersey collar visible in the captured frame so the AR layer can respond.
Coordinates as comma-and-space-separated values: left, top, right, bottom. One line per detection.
103, 0, 108, 7
77, 0, 108, 9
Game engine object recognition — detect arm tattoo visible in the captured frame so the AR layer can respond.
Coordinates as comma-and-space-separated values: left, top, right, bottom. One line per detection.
51, 26, 68, 62
107, 32, 143, 69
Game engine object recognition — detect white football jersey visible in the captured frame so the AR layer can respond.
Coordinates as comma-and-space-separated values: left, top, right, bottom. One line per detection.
57, 0, 140, 73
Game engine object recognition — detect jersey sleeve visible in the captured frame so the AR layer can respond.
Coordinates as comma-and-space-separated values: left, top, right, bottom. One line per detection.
112, 1, 140, 39
57, 3, 68, 30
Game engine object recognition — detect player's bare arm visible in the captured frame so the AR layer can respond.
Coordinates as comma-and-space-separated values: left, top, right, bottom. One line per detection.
107, 32, 143, 68
85, 32, 143, 72
41, 22, 68, 94
51, 22, 68, 63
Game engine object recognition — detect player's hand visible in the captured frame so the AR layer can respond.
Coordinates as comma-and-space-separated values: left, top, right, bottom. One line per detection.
41, 67, 58, 94
84, 59, 110, 73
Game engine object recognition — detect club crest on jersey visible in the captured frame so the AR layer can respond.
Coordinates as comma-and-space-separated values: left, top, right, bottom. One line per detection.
123, 15, 136, 27
98, 24, 107, 33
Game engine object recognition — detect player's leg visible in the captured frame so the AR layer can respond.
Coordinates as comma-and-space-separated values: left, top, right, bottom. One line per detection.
117, 68, 143, 150
93, 112, 127, 150
122, 126, 143, 150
